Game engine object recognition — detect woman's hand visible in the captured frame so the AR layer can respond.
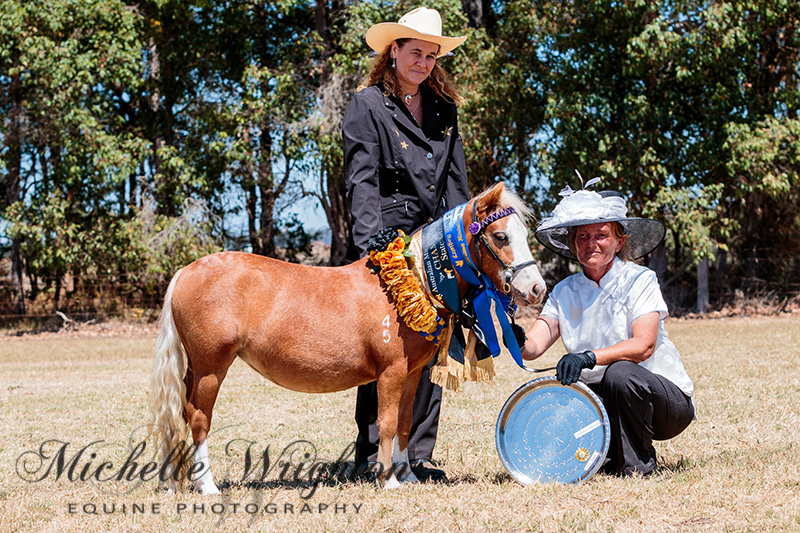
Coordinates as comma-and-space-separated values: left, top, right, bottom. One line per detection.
556, 351, 596, 385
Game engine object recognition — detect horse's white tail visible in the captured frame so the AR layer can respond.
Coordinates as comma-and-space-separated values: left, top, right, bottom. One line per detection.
148, 268, 191, 490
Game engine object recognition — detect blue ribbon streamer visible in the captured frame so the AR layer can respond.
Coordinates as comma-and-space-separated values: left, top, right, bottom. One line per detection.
442, 204, 526, 369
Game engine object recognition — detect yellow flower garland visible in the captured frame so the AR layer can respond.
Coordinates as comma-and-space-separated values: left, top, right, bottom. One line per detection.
370, 231, 446, 342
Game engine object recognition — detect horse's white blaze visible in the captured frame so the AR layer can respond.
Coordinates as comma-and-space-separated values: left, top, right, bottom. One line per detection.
507, 215, 546, 305
193, 441, 220, 495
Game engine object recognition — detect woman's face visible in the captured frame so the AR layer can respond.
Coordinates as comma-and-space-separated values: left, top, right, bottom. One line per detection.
391, 39, 439, 94
574, 222, 626, 281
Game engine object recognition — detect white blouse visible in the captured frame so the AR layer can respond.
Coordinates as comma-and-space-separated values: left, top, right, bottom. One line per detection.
540, 258, 694, 399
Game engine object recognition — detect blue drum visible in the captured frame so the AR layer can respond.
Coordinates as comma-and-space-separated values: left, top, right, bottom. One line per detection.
496, 377, 610, 484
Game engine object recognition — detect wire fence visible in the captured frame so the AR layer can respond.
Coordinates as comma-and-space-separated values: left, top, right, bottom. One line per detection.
2, 269, 798, 329
0, 275, 166, 327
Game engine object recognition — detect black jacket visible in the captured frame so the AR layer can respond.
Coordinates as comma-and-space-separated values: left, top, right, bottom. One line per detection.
343, 84, 469, 259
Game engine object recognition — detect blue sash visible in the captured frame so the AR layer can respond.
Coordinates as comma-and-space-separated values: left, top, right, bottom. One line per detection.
421, 216, 461, 314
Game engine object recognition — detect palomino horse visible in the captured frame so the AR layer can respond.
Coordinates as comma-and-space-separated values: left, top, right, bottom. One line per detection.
149, 183, 545, 494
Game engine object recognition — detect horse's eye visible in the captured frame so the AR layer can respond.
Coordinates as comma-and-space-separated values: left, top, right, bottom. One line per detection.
494, 232, 508, 243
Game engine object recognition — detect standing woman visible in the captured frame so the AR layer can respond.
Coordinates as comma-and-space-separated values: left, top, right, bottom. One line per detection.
521, 186, 695, 477
343, 7, 468, 481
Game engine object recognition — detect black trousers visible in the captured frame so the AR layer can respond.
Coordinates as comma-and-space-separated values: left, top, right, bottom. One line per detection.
589, 361, 694, 476
354, 353, 441, 464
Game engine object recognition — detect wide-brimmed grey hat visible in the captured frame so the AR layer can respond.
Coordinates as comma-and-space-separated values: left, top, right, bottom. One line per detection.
535, 186, 665, 262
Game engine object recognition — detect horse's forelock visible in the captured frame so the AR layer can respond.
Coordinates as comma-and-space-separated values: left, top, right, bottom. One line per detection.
476, 183, 533, 221
500, 188, 532, 221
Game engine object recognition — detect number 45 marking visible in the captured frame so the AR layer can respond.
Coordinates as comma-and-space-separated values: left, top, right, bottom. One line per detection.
382, 315, 391, 343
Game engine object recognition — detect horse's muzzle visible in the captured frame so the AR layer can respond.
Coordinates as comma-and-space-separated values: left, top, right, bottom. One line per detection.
509, 265, 546, 306
513, 284, 544, 306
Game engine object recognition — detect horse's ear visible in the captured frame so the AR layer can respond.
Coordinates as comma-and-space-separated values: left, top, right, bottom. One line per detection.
476, 182, 506, 217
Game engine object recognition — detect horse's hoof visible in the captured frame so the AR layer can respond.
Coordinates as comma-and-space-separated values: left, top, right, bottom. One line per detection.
199, 484, 220, 495
382, 476, 402, 490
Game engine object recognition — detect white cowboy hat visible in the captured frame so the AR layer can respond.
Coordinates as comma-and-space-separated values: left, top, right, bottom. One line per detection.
365, 7, 467, 58
535, 186, 666, 262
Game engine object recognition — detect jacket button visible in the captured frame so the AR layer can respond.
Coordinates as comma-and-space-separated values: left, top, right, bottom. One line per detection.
428, 185, 435, 192
427, 218, 434, 223
426, 152, 433, 159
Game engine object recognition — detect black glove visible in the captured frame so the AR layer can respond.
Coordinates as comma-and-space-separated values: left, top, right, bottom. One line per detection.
511, 323, 527, 348
556, 350, 596, 386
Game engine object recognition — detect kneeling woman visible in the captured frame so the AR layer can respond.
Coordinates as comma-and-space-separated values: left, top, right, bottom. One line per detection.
521, 185, 695, 476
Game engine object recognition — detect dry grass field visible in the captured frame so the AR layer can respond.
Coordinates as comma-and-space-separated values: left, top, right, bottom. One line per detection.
1, 315, 799, 532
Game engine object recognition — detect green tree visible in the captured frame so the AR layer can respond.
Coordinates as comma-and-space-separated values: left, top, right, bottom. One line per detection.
130, 0, 225, 218
0, 0, 147, 312
194, 0, 319, 258
697, 2, 800, 290
456, 1, 548, 195
534, 0, 800, 308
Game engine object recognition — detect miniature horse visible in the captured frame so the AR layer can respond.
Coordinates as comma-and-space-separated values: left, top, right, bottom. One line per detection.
149, 183, 546, 494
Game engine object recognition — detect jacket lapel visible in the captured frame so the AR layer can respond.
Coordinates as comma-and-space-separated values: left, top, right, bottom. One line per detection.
422, 94, 454, 143
383, 93, 432, 150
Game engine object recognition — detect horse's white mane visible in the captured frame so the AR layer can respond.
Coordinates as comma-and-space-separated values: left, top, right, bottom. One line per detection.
478, 183, 533, 221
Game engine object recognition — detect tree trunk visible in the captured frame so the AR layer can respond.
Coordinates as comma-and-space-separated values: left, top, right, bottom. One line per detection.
5, 72, 25, 315
315, 2, 352, 265
54, 276, 62, 313
322, 162, 350, 266
515, 122, 530, 195
463, 0, 492, 29
696, 257, 709, 313
647, 240, 668, 284
245, 175, 258, 252
316, 73, 353, 266
742, 190, 763, 288
147, 36, 166, 215
254, 122, 276, 258
10, 240, 25, 315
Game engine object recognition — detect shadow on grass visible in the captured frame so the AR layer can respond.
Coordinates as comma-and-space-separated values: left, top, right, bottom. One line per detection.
203, 462, 524, 492
655, 455, 695, 475
198, 457, 701, 494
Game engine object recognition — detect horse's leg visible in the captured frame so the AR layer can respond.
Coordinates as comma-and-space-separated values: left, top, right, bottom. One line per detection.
184, 351, 236, 495
376, 365, 423, 489
393, 367, 424, 485
374, 364, 405, 489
